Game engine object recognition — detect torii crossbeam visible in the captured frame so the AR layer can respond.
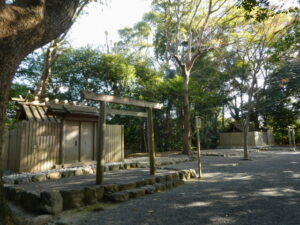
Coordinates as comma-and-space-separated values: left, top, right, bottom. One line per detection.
82, 91, 163, 185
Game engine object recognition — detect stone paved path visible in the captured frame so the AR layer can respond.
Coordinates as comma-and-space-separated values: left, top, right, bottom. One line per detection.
54, 151, 300, 225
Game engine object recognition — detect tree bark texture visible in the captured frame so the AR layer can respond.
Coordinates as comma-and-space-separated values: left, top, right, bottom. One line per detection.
0, 1, 80, 223
182, 71, 192, 154
242, 75, 256, 160
35, 41, 56, 98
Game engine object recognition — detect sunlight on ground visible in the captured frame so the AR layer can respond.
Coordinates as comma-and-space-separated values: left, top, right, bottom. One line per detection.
210, 163, 239, 167
254, 187, 300, 197
223, 173, 253, 181
291, 173, 300, 178
172, 201, 212, 209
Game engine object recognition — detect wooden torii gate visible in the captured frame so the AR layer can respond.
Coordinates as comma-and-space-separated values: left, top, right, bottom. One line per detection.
82, 91, 163, 185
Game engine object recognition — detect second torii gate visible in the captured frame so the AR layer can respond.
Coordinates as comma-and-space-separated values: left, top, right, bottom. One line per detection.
82, 91, 163, 185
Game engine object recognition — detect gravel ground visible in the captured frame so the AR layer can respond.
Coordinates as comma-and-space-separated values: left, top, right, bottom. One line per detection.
53, 151, 300, 225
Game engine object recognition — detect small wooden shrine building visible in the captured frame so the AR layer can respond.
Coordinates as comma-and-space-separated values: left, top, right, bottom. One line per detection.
3, 97, 124, 172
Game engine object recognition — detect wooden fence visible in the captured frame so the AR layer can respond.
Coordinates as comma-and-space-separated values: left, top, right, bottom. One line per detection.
219, 130, 275, 147
104, 125, 124, 163
6, 121, 60, 172
3, 121, 124, 173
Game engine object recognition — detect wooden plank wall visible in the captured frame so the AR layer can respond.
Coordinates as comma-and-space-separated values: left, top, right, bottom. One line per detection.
103, 125, 124, 163
7, 122, 60, 172
219, 131, 270, 147
6, 122, 124, 172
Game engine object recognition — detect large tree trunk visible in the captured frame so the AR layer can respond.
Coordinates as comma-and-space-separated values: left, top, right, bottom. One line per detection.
242, 74, 256, 160
165, 100, 172, 152
0, 1, 80, 223
182, 71, 191, 155
242, 119, 250, 159
0, 57, 20, 225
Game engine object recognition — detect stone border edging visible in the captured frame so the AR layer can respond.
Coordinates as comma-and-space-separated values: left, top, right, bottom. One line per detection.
4, 169, 197, 215
3, 158, 196, 185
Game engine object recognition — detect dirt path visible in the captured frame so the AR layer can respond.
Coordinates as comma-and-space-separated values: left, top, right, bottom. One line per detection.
54, 151, 300, 225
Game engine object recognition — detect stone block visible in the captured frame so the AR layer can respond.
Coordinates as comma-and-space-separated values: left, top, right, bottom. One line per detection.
154, 183, 166, 192
4, 185, 16, 201
172, 172, 180, 180
179, 170, 191, 181
14, 177, 31, 184
127, 188, 146, 198
118, 182, 136, 191
173, 179, 185, 187
144, 177, 156, 185
130, 162, 137, 168
83, 186, 104, 204
39, 191, 63, 214
46, 172, 61, 180
119, 163, 125, 170
74, 169, 83, 176
32, 174, 47, 182
61, 170, 75, 178
137, 162, 148, 168
92, 167, 97, 173
189, 169, 197, 178
165, 181, 173, 189
103, 184, 119, 193
82, 168, 94, 174
136, 180, 146, 187
104, 166, 109, 172
155, 176, 166, 183
140, 185, 156, 194
108, 191, 129, 202
19, 191, 40, 212
165, 174, 173, 181
123, 163, 130, 169
84, 187, 98, 205
109, 165, 120, 171
60, 189, 84, 210
13, 187, 24, 203
95, 185, 104, 201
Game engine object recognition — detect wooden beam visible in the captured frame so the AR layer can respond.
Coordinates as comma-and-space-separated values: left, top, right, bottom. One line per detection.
96, 101, 106, 185
82, 91, 163, 109
147, 107, 156, 175
23, 105, 35, 121
107, 108, 147, 118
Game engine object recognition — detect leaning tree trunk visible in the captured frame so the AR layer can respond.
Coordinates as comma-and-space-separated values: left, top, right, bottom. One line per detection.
35, 41, 56, 98
0, 1, 80, 223
182, 71, 192, 155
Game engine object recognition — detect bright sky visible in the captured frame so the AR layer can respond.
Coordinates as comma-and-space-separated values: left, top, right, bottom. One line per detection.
68, 0, 298, 48
68, 0, 151, 48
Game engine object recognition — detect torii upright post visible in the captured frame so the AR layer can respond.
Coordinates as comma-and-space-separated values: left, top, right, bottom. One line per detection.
147, 107, 156, 175
96, 101, 106, 185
